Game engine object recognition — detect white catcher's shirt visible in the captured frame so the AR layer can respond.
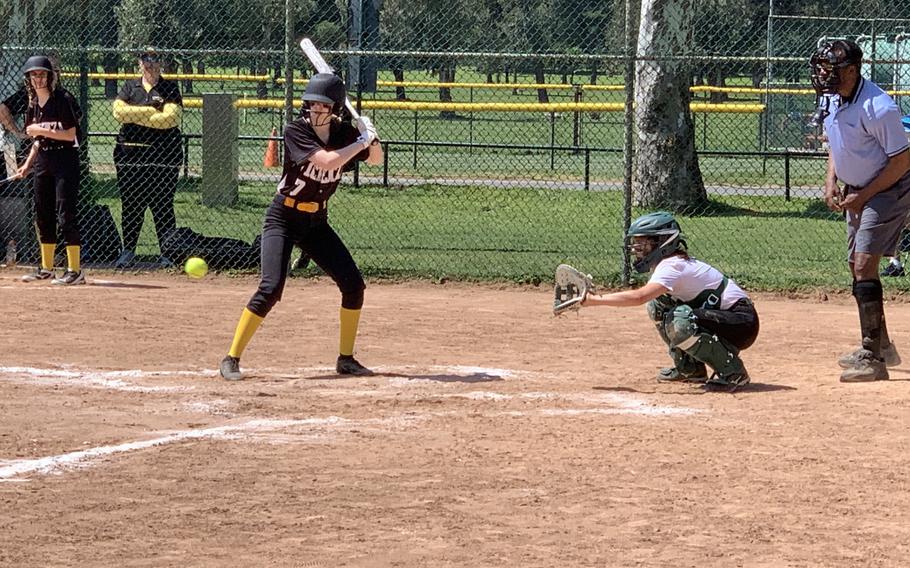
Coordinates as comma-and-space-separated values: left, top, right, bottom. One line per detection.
648, 256, 749, 310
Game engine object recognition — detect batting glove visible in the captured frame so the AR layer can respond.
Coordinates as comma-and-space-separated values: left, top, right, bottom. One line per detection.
356, 116, 379, 141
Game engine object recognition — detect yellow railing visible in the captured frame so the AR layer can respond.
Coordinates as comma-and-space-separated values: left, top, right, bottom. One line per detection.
180, 98, 765, 113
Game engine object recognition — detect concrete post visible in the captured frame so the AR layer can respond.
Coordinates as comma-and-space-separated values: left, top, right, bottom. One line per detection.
202, 93, 239, 207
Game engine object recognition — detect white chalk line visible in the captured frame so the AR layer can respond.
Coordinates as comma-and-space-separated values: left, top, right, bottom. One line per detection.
0, 414, 430, 481
0, 366, 196, 392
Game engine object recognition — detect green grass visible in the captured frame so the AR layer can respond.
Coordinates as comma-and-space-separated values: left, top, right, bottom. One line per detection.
82, 176, 907, 293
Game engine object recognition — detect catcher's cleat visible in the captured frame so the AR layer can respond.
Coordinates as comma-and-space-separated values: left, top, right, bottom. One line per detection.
220, 356, 242, 381
336, 355, 374, 376
705, 370, 751, 392
21, 268, 54, 282
840, 349, 888, 382
657, 364, 708, 382
52, 270, 85, 286
838, 342, 901, 369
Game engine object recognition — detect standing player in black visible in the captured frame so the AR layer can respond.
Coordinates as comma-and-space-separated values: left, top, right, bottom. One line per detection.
113, 48, 183, 268
15, 55, 85, 285
219, 73, 382, 380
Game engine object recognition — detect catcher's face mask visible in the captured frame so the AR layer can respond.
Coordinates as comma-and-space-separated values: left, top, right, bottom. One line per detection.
810, 40, 862, 96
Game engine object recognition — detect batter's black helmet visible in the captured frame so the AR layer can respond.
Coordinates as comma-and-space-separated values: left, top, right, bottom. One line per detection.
23, 55, 53, 75
810, 40, 863, 95
302, 73, 346, 114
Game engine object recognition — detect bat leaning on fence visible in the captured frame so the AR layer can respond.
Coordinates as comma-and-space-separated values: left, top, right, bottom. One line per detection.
299, 38, 361, 121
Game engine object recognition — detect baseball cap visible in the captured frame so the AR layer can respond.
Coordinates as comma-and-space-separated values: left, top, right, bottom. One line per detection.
139, 48, 161, 63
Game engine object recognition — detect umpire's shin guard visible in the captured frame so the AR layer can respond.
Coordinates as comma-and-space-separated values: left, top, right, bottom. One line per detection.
853, 279, 885, 359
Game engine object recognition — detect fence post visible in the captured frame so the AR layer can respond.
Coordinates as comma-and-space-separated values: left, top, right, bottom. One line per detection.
550, 112, 556, 169
584, 148, 590, 191
784, 151, 791, 201
201, 93, 239, 206
413, 111, 418, 168
382, 141, 389, 186
572, 85, 582, 150
622, 0, 636, 286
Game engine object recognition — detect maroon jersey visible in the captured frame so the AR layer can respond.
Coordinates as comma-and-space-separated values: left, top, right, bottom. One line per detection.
276, 118, 367, 202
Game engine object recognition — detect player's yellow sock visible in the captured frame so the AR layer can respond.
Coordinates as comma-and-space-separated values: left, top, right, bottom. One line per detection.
66, 245, 81, 272
339, 307, 362, 357
40, 243, 55, 270
228, 308, 264, 358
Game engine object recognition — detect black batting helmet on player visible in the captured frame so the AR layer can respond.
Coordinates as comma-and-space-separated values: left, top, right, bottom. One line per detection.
627, 211, 688, 273
810, 39, 863, 96
302, 73, 347, 115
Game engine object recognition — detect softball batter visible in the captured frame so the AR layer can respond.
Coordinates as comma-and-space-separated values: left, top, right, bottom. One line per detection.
220, 73, 382, 381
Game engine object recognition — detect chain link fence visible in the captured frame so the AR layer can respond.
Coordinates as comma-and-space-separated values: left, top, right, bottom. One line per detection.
3, 1, 910, 289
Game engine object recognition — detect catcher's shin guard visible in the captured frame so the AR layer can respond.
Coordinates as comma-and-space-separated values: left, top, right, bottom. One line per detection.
678, 332, 748, 384
664, 304, 747, 384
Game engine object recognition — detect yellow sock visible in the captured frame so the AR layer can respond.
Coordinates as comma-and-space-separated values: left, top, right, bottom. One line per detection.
40, 243, 55, 270
228, 308, 264, 358
339, 307, 362, 356
66, 245, 81, 272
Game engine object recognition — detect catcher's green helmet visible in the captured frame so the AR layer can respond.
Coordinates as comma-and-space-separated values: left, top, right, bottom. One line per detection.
627, 211, 687, 273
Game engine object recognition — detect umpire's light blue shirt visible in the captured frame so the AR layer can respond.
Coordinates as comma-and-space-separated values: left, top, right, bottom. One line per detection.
823, 77, 909, 188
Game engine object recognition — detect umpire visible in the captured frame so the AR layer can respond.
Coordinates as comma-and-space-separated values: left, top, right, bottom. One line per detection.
812, 39, 910, 382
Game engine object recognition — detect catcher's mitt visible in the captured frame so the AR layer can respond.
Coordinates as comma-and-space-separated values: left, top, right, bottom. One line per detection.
553, 264, 595, 316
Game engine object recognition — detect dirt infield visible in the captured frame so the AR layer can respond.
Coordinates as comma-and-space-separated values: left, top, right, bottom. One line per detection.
3, 271, 910, 567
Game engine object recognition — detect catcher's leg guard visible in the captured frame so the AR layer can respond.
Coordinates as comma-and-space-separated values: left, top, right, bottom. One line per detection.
656, 305, 708, 382
665, 305, 748, 387
650, 301, 706, 381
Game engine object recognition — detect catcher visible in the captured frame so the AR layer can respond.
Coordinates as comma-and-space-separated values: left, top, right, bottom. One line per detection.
557, 212, 759, 389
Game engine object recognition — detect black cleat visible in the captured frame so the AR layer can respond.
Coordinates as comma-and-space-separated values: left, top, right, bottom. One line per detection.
336, 355, 374, 376
52, 270, 86, 286
220, 356, 242, 381
21, 268, 54, 282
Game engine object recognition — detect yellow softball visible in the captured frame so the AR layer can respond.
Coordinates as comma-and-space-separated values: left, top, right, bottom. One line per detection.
184, 257, 208, 279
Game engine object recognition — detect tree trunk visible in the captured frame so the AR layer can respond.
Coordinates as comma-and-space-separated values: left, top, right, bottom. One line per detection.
439, 66, 456, 119
182, 60, 194, 94
102, 53, 119, 99
393, 66, 406, 100
634, 0, 706, 210
534, 64, 549, 104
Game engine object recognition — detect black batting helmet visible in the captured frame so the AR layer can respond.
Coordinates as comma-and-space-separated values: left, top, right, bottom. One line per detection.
810, 40, 863, 95
23, 55, 53, 75
302, 73, 346, 114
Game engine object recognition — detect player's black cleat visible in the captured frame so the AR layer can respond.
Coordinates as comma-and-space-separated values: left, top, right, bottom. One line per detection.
52, 270, 85, 286
220, 356, 242, 381
336, 355, 374, 376
22, 268, 54, 282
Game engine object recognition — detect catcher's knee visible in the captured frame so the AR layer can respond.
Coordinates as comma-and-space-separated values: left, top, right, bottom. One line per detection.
647, 299, 663, 322
664, 304, 699, 348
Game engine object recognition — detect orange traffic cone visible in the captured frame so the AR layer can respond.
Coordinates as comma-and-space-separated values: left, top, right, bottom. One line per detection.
264, 127, 279, 168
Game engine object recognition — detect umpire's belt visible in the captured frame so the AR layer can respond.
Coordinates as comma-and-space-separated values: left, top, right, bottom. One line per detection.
281, 196, 326, 213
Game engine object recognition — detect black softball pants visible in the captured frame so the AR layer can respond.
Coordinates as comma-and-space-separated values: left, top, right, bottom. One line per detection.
693, 298, 760, 351
33, 169, 80, 247
116, 162, 178, 251
246, 200, 365, 317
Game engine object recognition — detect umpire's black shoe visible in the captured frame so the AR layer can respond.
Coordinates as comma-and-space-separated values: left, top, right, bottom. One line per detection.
336, 355, 374, 376
220, 356, 242, 381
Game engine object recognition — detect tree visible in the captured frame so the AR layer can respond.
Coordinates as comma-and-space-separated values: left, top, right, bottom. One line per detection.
634, 0, 706, 210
